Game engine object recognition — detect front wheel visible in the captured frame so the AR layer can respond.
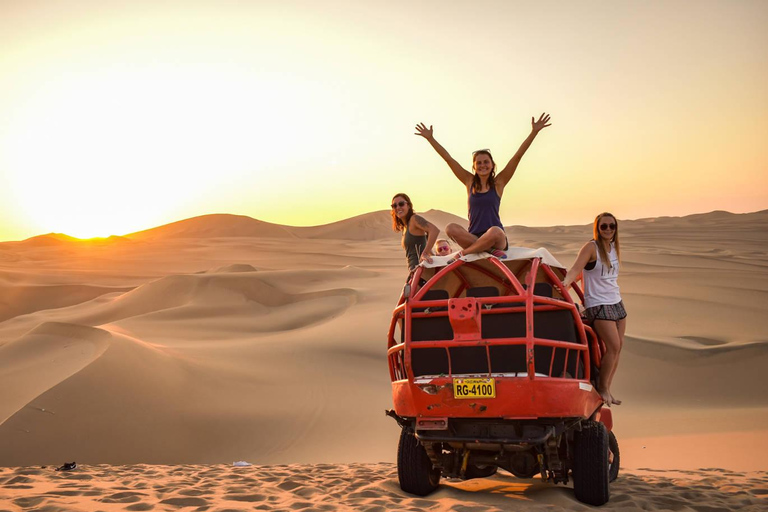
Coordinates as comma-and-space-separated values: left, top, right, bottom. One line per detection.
397, 430, 440, 496
573, 420, 610, 506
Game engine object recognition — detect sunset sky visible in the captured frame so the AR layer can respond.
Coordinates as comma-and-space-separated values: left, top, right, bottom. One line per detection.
1, 0, 766, 240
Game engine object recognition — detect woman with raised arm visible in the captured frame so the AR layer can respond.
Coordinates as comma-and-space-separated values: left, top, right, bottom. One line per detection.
390, 193, 440, 273
562, 212, 626, 406
414, 113, 551, 258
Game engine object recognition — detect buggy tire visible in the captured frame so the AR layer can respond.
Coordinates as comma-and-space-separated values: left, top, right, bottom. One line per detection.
573, 420, 610, 506
397, 430, 440, 496
608, 430, 620, 483
465, 464, 498, 479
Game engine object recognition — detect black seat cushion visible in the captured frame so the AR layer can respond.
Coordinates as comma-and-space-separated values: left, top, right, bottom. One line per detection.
412, 347, 449, 377
412, 289, 453, 342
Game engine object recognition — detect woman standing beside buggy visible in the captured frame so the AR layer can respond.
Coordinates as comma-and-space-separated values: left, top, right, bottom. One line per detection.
563, 212, 626, 406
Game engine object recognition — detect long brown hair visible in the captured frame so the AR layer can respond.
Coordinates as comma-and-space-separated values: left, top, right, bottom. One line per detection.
592, 212, 620, 269
390, 193, 414, 232
471, 150, 497, 194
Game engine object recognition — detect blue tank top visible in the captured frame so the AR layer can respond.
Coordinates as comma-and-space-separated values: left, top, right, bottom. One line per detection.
468, 187, 503, 236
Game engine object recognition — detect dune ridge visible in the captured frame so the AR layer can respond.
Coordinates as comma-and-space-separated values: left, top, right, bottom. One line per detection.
0, 283, 133, 322
0, 322, 112, 425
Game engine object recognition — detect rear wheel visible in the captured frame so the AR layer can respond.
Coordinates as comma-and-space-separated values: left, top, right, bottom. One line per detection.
608, 430, 620, 483
573, 420, 610, 506
397, 430, 440, 496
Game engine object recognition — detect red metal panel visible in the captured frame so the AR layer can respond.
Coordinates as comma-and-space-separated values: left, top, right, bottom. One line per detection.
392, 378, 601, 419
447, 297, 481, 340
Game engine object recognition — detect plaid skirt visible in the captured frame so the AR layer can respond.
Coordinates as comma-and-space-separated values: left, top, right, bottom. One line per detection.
583, 300, 627, 324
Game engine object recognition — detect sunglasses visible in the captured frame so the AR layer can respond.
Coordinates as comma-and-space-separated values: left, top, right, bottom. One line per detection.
600, 223, 617, 231
472, 148, 491, 155
391, 201, 407, 209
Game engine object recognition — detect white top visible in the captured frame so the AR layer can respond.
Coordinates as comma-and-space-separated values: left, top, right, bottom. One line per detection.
583, 241, 621, 308
420, 246, 565, 269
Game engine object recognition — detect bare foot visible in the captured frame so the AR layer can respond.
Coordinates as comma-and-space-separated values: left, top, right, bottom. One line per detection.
599, 389, 612, 407
448, 251, 464, 264
610, 393, 622, 406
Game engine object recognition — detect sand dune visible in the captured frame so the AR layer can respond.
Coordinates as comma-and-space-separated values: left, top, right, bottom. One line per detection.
0, 264, 376, 467
127, 214, 298, 241
0, 209, 767, 510
291, 210, 401, 241
0, 322, 111, 425
0, 283, 133, 322
119, 208, 473, 244
123, 209, 468, 242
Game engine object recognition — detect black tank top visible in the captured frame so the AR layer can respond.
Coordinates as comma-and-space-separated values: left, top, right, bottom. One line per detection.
403, 225, 427, 271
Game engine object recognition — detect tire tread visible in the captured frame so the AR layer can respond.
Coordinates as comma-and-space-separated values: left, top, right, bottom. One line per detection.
573, 420, 610, 506
397, 430, 440, 496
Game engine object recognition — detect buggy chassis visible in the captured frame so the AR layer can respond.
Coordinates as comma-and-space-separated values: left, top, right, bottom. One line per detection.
386, 249, 619, 506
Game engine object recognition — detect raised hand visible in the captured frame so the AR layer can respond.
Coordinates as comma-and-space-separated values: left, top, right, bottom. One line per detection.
414, 122, 434, 140
531, 112, 551, 133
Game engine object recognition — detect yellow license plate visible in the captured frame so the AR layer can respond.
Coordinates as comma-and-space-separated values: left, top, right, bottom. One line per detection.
453, 378, 496, 399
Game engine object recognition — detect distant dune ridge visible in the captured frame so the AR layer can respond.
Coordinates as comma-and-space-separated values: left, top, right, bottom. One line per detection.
122, 209, 470, 242
4, 208, 766, 245
1, 208, 767, 510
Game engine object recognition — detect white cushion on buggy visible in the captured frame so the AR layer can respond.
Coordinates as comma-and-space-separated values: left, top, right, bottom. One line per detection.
422, 246, 565, 270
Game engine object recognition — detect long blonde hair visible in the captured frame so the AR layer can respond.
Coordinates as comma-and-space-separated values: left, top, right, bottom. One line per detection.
592, 212, 620, 269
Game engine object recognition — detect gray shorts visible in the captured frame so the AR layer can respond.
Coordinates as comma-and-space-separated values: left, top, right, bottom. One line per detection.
584, 301, 627, 323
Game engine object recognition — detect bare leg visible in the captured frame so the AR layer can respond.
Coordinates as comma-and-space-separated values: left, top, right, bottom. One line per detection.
593, 319, 623, 405
452, 226, 507, 256
606, 318, 626, 405
446, 223, 478, 250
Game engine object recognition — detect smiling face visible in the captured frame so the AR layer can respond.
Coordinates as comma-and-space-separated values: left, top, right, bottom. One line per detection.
435, 240, 451, 256
391, 195, 411, 220
596, 215, 617, 241
472, 152, 495, 177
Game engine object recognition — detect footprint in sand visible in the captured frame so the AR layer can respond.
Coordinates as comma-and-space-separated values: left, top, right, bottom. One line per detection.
13, 496, 45, 508
125, 503, 154, 511
225, 493, 267, 502
98, 491, 149, 503
159, 496, 208, 507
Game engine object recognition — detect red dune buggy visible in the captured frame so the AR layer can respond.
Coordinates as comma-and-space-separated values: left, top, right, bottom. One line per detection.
386, 249, 619, 506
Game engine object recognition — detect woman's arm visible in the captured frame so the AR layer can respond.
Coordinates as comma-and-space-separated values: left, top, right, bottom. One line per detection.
415, 123, 473, 187
410, 214, 440, 264
562, 241, 596, 288
495, 113, 551, 189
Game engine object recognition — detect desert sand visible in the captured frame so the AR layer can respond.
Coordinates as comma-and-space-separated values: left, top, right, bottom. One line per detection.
1, 209, 767, 510
1, 464, 766, 511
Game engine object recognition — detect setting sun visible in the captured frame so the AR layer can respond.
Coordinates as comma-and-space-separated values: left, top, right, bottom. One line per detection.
0, 0, 766, 241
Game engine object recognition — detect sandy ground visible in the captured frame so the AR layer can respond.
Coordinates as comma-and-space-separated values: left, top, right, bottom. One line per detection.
1, 209, 767, 509
1, 464, 766, 511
